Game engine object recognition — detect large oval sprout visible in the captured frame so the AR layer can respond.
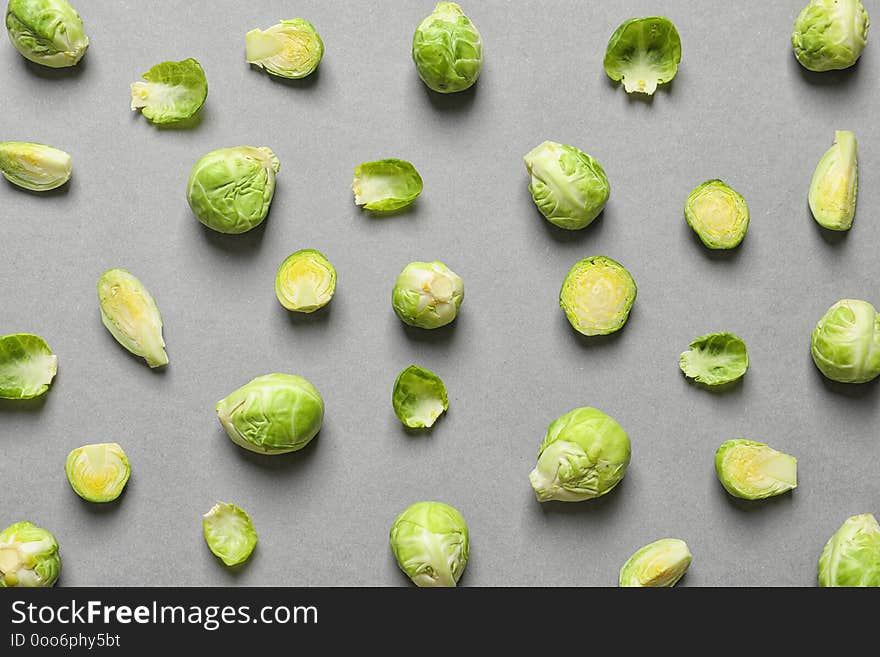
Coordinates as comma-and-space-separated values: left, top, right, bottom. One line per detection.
98, 269, 168, 368
560, 256, 636, 336
203, 502, 258, 567
715, 439, 797, 500
392, 261, 464, 329
792, 0, 870, 72
811, 299, 880, 383
130, 58, 208, 125
352, 159, 423, 212
246, 18, 323, 80
5, 0, 88, 67
619, 539, 692, 587
412, 2, 482, 94
0, 142, 71, 191
809, 131, 858, 231
390, 501, 469, 587
392, 365, 448, 429
65, 443, 130, 503
0, 333, 57, 399
685, 180, 749, 249
0, 521, 60, 587
679, 332, 749, 386
275, 249, 336, 313
818, 514, 880, 587
604, 17, 681, 95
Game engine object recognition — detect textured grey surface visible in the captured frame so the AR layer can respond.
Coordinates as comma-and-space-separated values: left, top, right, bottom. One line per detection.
1, 0, 879, 587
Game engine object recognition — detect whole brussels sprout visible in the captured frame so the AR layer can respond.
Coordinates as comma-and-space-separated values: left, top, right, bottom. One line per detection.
0, 521, 60, 587
412, 2, 482, 93
5, 0, 88, 68
619, 538, 692, 587
246, 18, 323, 79
392, 261, 464, 329
809, 131, 858, 231
390, 501, 469, 587
818, 514, 880, 587
0, 333, 57, 399
604, 17, 681, 95
0, 142, 71, 191
792, 0, 870, 72
811, 299, 880, 383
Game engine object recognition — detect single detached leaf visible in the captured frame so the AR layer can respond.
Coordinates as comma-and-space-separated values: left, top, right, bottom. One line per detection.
0, 333, 57, 399
392, 365, 448, 428
352, 159, 423, 212
604, 16, 681, 95
679, 332, 748, 386
130, 58, 208, 124
203, 502, 258, 567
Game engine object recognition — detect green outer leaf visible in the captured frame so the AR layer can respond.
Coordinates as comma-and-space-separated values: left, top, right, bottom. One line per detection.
0, 521, 60, 587
811, 299, 880, 383
559, 256, 636, 336
392, 365, 448, 428
352, 159, 423, 212
619, 538, 692, 587
0, 333, 57, 399
809, 131, 858, 231
392, 261, 464, 329
412, 2, 483, 94
603, 16, 681, 95
684, 179, 749, 249
65, 443, 131, 503
0, 142, 71, 191
130, 58, 208, 124
792, 0, 870, 72
203, 502, 258, 567
274, 249, 337, 313
714, 439, 798, 500
97, 268, 168, 368
818, 514, 880, 587
5, 0, 89, 68
245, 18, 323, 79
389, 501, 469, 587
679, 332, 749, 386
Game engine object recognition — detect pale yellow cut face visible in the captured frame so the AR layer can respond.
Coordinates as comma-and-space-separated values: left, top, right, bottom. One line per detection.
65, 443, 130, 503
715, 439, 797, 500
275, 250, 336, 313
560, 257, 636, 336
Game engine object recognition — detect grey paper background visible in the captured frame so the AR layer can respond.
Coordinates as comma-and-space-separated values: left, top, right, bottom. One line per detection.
2, 0, 879, 587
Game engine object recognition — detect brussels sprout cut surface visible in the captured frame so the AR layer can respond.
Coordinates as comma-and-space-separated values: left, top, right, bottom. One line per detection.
0, 142, 71, 191
392, 261, 464, 329
130, 58, 208, 125
809, 131, 858, 231
275, 249, 336, 313
389, 501, 468, 587
811, 299, 880, 383
5, 0, 88, 67
560, 256, 636, 336
529, 407, 631, 502
392, 365, 448, 429
715, 439, 797, 500
792, 0, 870, 72
604, 17, 681, 95
619, 539, 691, 587
203, 502, 258, 567
97, 269, 168, 368
246, 18, 323, 79
352, 159, 423, 212
679, 332, 748, 386
0, 521, 60, 587
0, 333, 57, 399
65, 443, 130, 503
412, 2, 482, 93
685, 180, 749, 249
818, 514, 880, 587
524, 141, 610, 230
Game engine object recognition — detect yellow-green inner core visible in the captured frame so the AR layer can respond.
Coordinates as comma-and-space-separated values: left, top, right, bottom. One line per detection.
692, 191, 738, 238
570, 267, 628, 328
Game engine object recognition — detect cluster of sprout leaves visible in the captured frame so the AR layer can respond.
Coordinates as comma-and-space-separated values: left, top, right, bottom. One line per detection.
203, 502, 258, 567
811, 299, 880, 384
392, 365, 448, 429
685, 180, 749, 249
560, 256, 636, 336
98, 269, 168, 368
603, 17, 681, 95
65, 443, 130, 503
679, 332, 749, 387
352, 159, 423, 212
392, 261, 464, 329
529, 407, 631, 503
0, 333, 57, 399
619, 539, 691, 587
389, 501, 468, 587
246, 19, 323, 80
0, 521, 60, 587
809, 131, 858, 231
275, 249, 337, 313
0, 142, 71, 191
187, 146, 280, 234
818, 514, 880, 587
5, 0, 88, 68
130, 58, 208, 125
412, 2, 482, 94
792, 0, 870, 72
715, 440, 797, 501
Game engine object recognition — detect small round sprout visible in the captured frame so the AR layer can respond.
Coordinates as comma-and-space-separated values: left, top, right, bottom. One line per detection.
809, 131, 858, 231
679, 332, 749, 387
818, 514, 880, 587
529, 407, 631, 503
130, 58, 208, 125
275, 249, 336, 313
0, 521, 60, 587
187, 146, 280, 234
65, 443, 130, 503
246, 19, 323, 80
0, 333, 57, 399
203, 502, 258, 567
5, 0, 89, 68
0, 142, 71, 191
98, 269, 168, 368
685, 180, 749, 249
352, 159, 423, 212
392, 261, 464, 329
560, 256, 636, 336
792, 0, 870, 72
412, 2, 482, 94
389, 501, 469, 587
715, 439, 797, 500
619, 539, 692, 587
604, 17, 681, 95
392, 365, 448, 429
811, 299, 880, 384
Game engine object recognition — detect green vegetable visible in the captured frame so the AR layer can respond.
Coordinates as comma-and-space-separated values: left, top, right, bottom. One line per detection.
529, 407, 631, 502
619, 539, 691, 587
65, 443, 130, 503
685, 180, 749, 249
412, 2, 482, 93
0, 333, 57, 399
275, 249, 336, 313
0, 521, 60, 587
523, 141, 610, 230
246, 18, 323, 79
389, 501, 468, 587
809, 131, 858, 231
392, 261, 463, 329
187, 146, 280, 234
203, 502, 258, 567
0, 142, 71, 191
352, 159, 423, 212
818, 514, 880, 587
715, 439, 797, 500
5, 0, 88, 67
216, 373, 324, 454
792, 0, 870, 72
392, 365, 448, 429
811, 299, 880, 383
97, 268, 168, 368
130, 58, 207, 125
604, 17, 681, 95
560, 256, 636, 336
679, 332, 749, 386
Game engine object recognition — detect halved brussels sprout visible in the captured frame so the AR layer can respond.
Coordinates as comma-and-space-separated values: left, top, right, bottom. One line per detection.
685, 180, 749, 249
811, 299, 880, 383
523, 141, 610, 230
203, 502, 258, 567
809, 131, 858, 231
818, 514, 880, 587
392, 261, 464, 329
130, 58, 208, 125
619, 538, 692, 587
0, 521, 60, 587
97, 268, 168, 368
352, 159, 423, 212
792, 0, 870, 72
390, 501, 469, 587
0, 333, 57, 399
5, 0, 88, 68
275, 249, 336, 313
715, 439, 797, 500
246, 18, 323, 79
412, 2, 482, 93
187, 146, 280, 234
216, 373, 324, 454
529, 407, 631, 502
392, 365, 448, 429
65, 443, 130, 503
603, 17, 681, 95
679, 332, 748, 386
0, 142, 71, 191
560, 256, 636, 336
